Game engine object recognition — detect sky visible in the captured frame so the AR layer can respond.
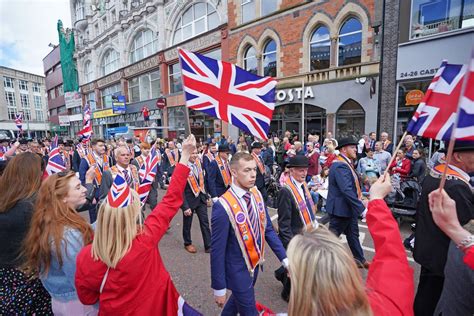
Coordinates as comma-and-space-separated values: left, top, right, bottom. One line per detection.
0, 0, 71, 76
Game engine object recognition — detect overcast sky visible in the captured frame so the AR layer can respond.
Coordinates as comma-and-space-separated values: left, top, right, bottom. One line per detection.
0, 0, 71, 76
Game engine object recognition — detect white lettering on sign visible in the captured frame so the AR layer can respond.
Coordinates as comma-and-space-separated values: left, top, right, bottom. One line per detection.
276, 87, 315, 102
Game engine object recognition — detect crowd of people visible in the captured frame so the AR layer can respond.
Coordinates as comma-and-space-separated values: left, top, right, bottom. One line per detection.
0, 129, 472, 316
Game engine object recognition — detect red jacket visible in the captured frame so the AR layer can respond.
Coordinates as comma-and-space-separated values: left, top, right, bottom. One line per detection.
388, 158, 411, 177
75, 164, 190, 315
307, 151, 320, 176
366, 200, 414, 316
465, 247, 474, 270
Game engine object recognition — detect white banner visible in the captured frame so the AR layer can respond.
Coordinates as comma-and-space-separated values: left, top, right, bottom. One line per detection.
59, 115, 70, 126
65, 91, 83, 109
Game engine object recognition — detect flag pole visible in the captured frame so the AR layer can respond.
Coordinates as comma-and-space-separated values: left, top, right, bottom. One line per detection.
177, 47, 192, 137
384, 130, 408, 176
301, 79, 305, 143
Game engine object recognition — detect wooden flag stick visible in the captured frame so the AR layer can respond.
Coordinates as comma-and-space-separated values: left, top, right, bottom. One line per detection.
177, 46, 192, 137
384, 130, 408, 176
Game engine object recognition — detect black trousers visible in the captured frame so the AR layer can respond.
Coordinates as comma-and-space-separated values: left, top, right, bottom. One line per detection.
182, 203, 211, 250
414, 266, 445, 316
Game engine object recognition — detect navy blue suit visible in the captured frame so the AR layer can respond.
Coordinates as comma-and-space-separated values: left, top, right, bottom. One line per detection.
326, 158, 366, 263
202, 153, 215, 194
208, 159, 230, 199
211, 190, 286, 315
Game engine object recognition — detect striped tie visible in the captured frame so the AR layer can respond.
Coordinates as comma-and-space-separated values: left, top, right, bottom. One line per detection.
123, 169, 132, 185
243, 192, 260, 245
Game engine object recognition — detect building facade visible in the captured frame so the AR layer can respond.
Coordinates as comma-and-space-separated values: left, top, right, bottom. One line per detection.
70, 0, 229, 141
226, 0, 382, 140
0, 66, 49, 138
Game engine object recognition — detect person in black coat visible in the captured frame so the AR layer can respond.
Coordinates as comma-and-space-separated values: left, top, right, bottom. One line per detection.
413, 141, 474, 316
250, 141, 268, 201
180, 149, 211, 254
410, 149, 427, 186
208, 144, 231, 202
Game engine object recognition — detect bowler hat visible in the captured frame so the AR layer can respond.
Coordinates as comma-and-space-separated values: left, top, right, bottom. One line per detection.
287, 155, 309, 168
440, 140, 474, 153
218, 143, 230, 152
336, 136, 358, 150
19, 138, 28, 145
251, 141, 262, 149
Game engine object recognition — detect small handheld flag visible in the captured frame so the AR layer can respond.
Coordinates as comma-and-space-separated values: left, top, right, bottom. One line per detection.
46, 136, 66, 175
15, 112, 23, 134
137, 146, 159, 206
78, 104, 93, 143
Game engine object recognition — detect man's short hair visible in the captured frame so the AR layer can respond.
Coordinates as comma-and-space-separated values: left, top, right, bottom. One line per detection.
140, 142, 151, 150
114, 145, 129, 157
230, 152, 254, 168
91, 138, 105, 146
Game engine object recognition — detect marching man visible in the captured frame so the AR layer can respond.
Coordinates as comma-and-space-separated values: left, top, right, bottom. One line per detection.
208, 144, 232, 202
211, 152, 288, 315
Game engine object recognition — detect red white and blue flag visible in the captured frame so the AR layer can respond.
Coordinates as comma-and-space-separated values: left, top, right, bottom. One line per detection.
15, 112, 23, 133
178, 48, 277, 140
137, 146, 159, 206
78, 104, 93, 143
453, 54, 474, 142
407, 61, 467, 140
107, 172, 132, 208
46, 136, 66, 175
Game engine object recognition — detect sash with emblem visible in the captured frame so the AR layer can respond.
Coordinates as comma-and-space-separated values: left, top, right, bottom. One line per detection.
284, 177, 318, 230
86, 153, 110, 186
205, 152, 215, 162
165, 149, 179, 167
251, 153, 265, 175
334, 155, 362, 199
431, 163, 471, 186
215, 155, 231, 187
110, 165, 140, 191
188, 159, 206, 197
219, 187, 266, 275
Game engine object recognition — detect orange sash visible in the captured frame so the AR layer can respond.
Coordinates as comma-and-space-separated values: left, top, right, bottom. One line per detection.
85, 153, 110, 186
334, 155, 362, 199
206, 152, 215, 162
165, 149, 178, 166
215, 155, 231, 187
220, 187, 266, 275
252, 153, 265, 175
431, 164, 471, 185
284, 177, 318, 230
188, 159, 206, 197
110, 165, 140, 191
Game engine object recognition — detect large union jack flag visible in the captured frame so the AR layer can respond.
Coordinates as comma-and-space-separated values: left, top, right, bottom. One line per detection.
78, 104, 93, 143
453, 54, 474, 142
46, 136, 66, 175
107, 172, 132, 208
137, 146, 159, 207
407, 61, 467, 140
178, 48, 277, 140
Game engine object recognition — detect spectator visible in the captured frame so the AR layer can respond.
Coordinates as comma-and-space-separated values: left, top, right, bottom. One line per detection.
307, 175, 320, 205
374, 141, 392, 174
0, 153, 52, 314
403, 135, 416, 160
410, 149, 427, 185
388, 149, 411, 179
357, 134, 368, 159
380, 132, 394, 153
368, 132, 377, 151
262, 141, 275, 168
306, 142, 320, 182
324, 131, 338, 148
357, 148, 380, 178
279, 166, 290, 186
321, 144, 337, 169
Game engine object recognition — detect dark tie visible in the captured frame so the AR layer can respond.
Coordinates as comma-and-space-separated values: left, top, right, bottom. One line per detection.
123, 169, 132, 185
301, 184, 313, 215
243, 192, 260, 246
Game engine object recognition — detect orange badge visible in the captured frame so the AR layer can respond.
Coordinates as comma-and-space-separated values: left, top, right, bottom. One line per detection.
405, 89, 424, 106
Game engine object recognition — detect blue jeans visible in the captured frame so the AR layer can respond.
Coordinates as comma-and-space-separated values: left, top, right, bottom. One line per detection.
310, 191, 319, 205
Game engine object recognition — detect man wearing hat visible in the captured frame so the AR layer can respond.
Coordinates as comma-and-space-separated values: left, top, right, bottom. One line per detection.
251, 141, 268, 201
16, 138, 30, 154
326, 136, 369, 269
413, 141, 474, 315
208, 143, 231, 202
275, 154, 319, 301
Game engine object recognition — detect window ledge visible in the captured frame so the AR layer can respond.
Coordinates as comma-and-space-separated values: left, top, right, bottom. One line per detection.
401, 27, 474, 47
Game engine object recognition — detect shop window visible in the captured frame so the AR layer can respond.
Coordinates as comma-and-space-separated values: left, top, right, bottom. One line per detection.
36, 110, 44, 121
261, 0, 278, 16
310, 25, 331, 71
101, 49, 120, 76
338, 18, 362, 66
169, 63, 182, 93
129, 70, 161, 103
241, 0, 256, 23
262, 40, 277, 77
173, 2, 220, 45
167, 106, 186, 137
5, 91, 16, 107
20, 93, 30, 108
336, 99, 365, 139
411, 0, 474, 39
87, 92, 96, 111
130, 29, 157, 63
101, 83, 121, 108
243, 46, 258, 75
34, 95, 42, 109
396, 80, 432, 136
84, 60, 94, 83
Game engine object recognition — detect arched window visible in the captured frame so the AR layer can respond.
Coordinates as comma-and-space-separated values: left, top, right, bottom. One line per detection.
262, 40, 277, 77
243, 46, 258, 75
336, 99, 365, 139
173, 2, 220, 45
310, 26, 331, 71
84, 61, 94, 83
338, 18, 362, 66
130, 29, 157, 63
101, 49, 119, 76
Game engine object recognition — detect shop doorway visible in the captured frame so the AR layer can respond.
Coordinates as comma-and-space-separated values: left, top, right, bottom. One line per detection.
336, 99, 365, 139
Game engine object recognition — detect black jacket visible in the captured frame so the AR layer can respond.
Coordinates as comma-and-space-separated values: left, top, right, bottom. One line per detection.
181, 181, 208, 211
410, 158, 426, 185
277, 187, 305, 249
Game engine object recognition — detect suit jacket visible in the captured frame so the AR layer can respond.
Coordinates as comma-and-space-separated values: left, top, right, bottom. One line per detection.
326, 161, 365, 218
162, 150, 180, 174
181, 180, 208, 211
98, 165, 139, 203
414, 173, 473, 275
210, 193, 286, 292
207, 159, 230, 198
277, 187, 306, 249
255, 158, 265, 191
72, 150, 82, 172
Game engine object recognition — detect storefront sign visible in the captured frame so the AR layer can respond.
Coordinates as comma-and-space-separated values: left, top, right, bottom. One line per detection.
156, 97, 167, 109
124, 56, 160, 77
405, 89, 424, 106
112, 95, 127, 114
81, 82, 96, 93
164, 30, 221, 61
64, 91, 83, 109
97, 70, 122, 88
399, 68, 438, 80
58, 115, 70, 126
69, 113, 83, 122
276, 86, 315, 102
93, 108, 119, 119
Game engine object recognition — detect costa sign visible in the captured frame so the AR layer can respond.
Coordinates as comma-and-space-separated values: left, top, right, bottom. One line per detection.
276, 86, 314, 102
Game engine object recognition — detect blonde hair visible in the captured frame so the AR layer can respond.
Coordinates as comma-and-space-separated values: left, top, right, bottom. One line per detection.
287, 226, 372, 316
92, 190, 142, 268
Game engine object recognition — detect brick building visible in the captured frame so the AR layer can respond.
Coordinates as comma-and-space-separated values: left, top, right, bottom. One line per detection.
226, 0, 382, 140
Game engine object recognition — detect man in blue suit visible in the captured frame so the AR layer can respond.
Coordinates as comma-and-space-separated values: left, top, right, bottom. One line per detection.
208, 144, 232, 203
326, 136, 369, 269
211, 152, 288, 315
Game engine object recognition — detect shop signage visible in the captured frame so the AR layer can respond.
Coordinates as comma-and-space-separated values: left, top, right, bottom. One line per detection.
405, 89, 424, 106
399, 68, 438, 80
58, 115, 70, 126
93, 108, 119, 119
112, 95, 127, 114
69, 113, 83, 122
65, 91, 82, 109
156, 97, 167, 109
124, 56, 160, 77
97, 70, 122, 88
81, 82, 96, 93
276, 86, 315, 102
164, 30, 221, 61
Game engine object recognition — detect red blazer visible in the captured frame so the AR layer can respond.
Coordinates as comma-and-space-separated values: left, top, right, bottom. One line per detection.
366, 200, 414, 316
389, 158, 411, 177
307, 151, 320, 176
75, 164, 190, 316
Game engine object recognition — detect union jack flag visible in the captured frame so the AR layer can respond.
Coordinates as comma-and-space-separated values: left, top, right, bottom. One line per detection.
15, 112, 23, 133
78, 104, 93, 143
137, 146, 159, 207
46, 136, 66, 175
178, 48, 277, 140
407, 61, 467, 140
453, 53, 474, 142
107, 172, 132, 208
